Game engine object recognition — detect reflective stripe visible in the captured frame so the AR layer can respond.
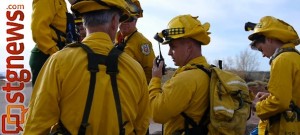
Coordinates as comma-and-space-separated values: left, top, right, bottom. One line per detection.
227, 81, 247, 87
213, 106, 234, 114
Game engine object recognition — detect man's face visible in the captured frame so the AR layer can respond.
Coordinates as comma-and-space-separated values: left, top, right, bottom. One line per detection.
119, 17, 137, 35
253, 38, 277, 58
168, 39, 190, 67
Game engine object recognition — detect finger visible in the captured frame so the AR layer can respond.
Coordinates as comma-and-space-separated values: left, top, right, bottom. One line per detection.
255, 92, 262, 98
259, 94, 268, 101
158, 60, 164, 68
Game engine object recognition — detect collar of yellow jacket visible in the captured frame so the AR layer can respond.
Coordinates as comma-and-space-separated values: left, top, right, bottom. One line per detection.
272, 43, 295, 57
173, 56, 208, 77
280, 43, 296, 49
82, 32, 114, 54
269, 43, 297, 65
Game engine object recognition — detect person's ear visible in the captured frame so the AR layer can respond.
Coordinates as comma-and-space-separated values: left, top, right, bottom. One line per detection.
111, 13, 120, 32
186, 40, 194, 52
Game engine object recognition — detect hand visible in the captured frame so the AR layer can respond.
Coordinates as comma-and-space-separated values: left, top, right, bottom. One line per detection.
252, 92, 270, 111
255, 92, 270, 101
152, 58, 164, 78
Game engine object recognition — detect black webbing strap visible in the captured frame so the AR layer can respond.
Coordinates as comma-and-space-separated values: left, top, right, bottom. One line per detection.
50, 24, 67, 50
181, 112, 198, 134
194, 65, 211, 77
180, 108, 209, 135
77, 43, 107, 135
179, 64, 211, 135
115, 30, 137, 51
106, 48, 127, 135
76, 43, 125, 135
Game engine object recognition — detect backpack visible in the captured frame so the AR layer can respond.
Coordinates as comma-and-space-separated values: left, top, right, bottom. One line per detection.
181, 61, 252, 135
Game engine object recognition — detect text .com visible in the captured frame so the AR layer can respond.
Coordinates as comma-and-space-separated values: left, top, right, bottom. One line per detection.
6, 4, 24, 10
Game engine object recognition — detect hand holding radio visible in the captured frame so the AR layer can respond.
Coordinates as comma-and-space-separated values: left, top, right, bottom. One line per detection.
155, 55, 166, 75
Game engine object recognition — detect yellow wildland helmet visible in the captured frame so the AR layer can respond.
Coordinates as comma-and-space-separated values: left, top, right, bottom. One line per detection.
71, 0, 130, 22
126, 0, 143, 18
246, 16, 299, 46
155, 14, 211, 45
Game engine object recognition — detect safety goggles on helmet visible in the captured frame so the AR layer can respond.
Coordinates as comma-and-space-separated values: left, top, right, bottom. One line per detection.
154, 14, 211, 45
245, 16, 299, 46
154, 28, 185, 44
126, 0, 143, 18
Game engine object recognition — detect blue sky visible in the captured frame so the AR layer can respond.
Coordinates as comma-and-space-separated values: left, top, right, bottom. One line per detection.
0, 0, 300, 74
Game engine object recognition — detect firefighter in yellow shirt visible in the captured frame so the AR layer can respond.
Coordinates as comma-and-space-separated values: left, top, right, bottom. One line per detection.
23, 0, 150, 134
115, 0, 155, 83
149, 14, 211, 135
29, 0, 78, 86
245, 16, 300, 135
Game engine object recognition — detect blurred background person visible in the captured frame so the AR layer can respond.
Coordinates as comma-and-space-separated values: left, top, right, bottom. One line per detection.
115, 0, 155, 83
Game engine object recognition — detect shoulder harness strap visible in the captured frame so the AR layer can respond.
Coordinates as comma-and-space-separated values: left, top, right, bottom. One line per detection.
50, 24, 66, 50
115, 30, 138, 51
180, 64, 211, 135
72, 43, 125, 135
50, 12, 79, 49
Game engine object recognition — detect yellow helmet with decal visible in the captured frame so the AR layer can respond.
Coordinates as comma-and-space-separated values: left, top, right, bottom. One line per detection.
246, 16, 299, 46
155, 14, 211, 45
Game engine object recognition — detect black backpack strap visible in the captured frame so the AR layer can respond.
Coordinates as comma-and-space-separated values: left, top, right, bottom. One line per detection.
194, 64, 211, 77
115, 30, 137, 51
106, 48, 127, 135
269, 47, 300, 64
67, 43, 125, 134
180, 107, 209, 135
180, 64, 210, 135
77, 43, 108, 135
181, 112, 198, 134
50, 12, 79, 50
50, 24, 66, 50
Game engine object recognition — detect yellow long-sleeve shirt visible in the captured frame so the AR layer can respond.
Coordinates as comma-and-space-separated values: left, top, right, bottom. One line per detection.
24, 32, 150, 135
256, 43, 300, 134
148, 56, 210, 135
31, 0, 67, 54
